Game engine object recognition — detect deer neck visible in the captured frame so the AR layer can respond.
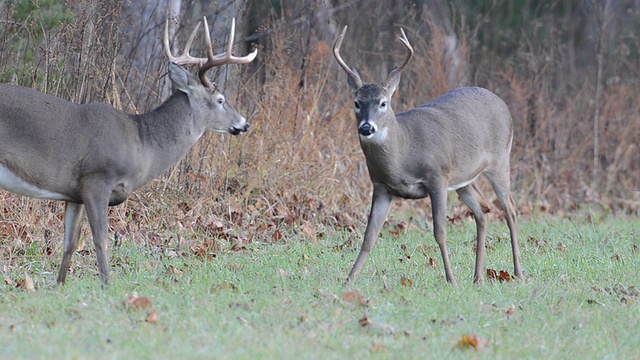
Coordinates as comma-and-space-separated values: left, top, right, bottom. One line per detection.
133, 91, 205, 180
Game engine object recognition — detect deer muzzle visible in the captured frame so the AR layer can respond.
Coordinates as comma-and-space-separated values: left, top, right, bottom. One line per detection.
358, 121, 376, 137
229, 122, 249, 135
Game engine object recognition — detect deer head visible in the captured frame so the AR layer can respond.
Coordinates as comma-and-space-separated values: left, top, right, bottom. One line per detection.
333, 26, 413, 139
164, 17, 257, 135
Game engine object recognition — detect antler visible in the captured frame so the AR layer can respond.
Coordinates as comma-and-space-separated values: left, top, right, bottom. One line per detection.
164, 17, 258, 88
333, 26, 363, 89
382, 28, 414, 88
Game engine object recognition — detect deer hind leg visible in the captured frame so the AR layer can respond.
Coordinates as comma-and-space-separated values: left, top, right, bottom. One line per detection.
57, 202, 86, 285
456, 183, 490, 284
431, 187, 457, 285
347, 185, 393, 283
486, 170, 523, 281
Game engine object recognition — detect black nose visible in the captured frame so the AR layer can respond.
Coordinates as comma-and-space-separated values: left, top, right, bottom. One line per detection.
230, 123, 249, 136
358, 122, 375, 136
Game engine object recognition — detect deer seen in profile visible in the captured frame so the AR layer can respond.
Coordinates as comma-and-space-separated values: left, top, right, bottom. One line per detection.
333, 26, 523, 285
0, 17, 257, 287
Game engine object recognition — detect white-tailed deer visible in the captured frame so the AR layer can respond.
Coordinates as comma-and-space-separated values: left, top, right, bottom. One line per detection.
0, 17, 257, 286
333, 26, 523, 285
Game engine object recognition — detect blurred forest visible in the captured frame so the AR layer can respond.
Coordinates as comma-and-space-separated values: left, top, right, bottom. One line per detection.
0, 0, 638, 264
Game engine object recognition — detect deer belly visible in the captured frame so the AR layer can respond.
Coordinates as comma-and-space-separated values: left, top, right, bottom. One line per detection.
0, 164, 70, 201
447, 177, 476, 191
388, 182, 429, 199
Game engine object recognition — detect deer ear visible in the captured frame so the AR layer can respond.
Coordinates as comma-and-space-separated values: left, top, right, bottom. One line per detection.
382, 67, 401, 97
168, 62, 195, 94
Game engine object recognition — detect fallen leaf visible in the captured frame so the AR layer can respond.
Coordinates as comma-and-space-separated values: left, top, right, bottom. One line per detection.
342, 290, 369, 306
528, 236, 549, 247
359, 315, 371, 327
170, 265, 183, 276
145, 309, 158, 324
123, 291, 153, 311
487, 269, 511, 283
447, 214, 462, 224
499, 270, 511, 282
301, 220, 316, 238
21, 273, 34, 291
587, 299, 604, 306
455, 333, 488, 351
132, 297, 153, 310
388, 223, 405, 235
557, 241, 568, 252
504, 304, 516, 318
621, 297, 636, 304
610, 253, 621, 262
486, 269, 498, 281
272, 229, 283, 241
427, 258, 437, 268
400, 276, 413, 287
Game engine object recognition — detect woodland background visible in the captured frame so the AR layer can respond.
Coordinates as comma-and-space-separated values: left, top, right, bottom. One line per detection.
0, 0, 638, 263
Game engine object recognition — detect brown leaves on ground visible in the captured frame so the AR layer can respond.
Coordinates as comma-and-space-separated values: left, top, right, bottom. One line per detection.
358, 314, 394, 335
486, 269, 512, 282
592, 284, 639, 304
398, 243, 411, 263
15, 273, 34, 291
455, 333, 489, 351
480, 302, 518, 319
358, 315, 371, 327
418, 244, 439, 269
342, 289, 369, 306
400, 276, 413, 287
123, 291, 153, 310
388, 222, 406, 236
145, 309, 158, 324
122, 291, 158, 324
316, 289, 370, 307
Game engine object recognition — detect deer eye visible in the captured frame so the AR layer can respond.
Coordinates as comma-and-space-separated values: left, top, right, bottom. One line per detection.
354, 101, 360, 110
217, 96, 225, 105
380, 101, 387, 108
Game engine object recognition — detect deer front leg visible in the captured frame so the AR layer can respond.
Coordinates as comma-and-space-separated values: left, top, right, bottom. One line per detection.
57, 202, 86, 285
346, 185, 393, 283
431, 187, 457, 285
81, 184, 112, 287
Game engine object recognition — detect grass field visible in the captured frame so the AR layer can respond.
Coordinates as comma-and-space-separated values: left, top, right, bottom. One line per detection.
1, 214, 639, 359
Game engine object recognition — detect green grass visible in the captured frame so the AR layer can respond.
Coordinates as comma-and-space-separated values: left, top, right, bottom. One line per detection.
1, 215, 639, 359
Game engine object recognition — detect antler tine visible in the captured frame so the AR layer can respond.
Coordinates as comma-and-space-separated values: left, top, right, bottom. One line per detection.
382, 28, 414, 88
396, 28, 414, 73
198, 17, 258, 87
164, 19, 208, 66
333, 26, 363, 89
164, 17, 257, 88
